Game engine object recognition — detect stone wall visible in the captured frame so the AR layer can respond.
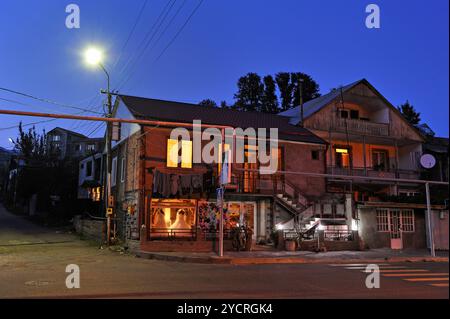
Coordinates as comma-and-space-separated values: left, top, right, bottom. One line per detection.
73, 215, 105, 242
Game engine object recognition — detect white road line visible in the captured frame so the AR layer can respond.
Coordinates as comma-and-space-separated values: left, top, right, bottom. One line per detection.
404, 277, 449, 282
382, 273, 449, 277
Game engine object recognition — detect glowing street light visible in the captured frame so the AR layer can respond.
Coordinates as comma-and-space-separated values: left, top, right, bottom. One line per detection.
84, 47, 103, 66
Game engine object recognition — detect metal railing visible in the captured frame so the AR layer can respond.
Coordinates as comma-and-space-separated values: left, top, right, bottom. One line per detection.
327, 166, 420, 180
149, 228, 196, 240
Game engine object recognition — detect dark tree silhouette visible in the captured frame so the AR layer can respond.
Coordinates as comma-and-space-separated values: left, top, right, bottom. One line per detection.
291, 72, 321, 106
261, 75, 279, 113
234, 73, 264, 112
397, 100, 421, 125
198, 99, 218, 108
275, 72, 292, 111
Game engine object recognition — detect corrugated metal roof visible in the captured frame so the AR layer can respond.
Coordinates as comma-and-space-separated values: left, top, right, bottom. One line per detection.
117, 95, 327, 145
278, 79, 365, 125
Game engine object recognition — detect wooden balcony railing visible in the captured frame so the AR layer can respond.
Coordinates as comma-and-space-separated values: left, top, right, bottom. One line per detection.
331, 118, 389, 136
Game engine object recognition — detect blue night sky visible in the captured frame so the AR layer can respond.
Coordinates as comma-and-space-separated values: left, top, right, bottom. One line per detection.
0, 0, 448, 149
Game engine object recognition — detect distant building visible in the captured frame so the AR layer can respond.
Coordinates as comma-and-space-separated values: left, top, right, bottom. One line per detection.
46, 127, 104, 160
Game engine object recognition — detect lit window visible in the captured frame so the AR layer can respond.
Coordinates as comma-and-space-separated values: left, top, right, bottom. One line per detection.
167, 139, 192, 168
87, 144, 95, 151
52, 135, 61, 142
335, 148, 348, 154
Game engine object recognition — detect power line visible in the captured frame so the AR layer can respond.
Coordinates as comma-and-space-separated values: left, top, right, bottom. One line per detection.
0, 87, 104, 114
112, 0, 150, 72
118, 0, 188, 91
154, 0, 204, 63
115, 0, 178, 90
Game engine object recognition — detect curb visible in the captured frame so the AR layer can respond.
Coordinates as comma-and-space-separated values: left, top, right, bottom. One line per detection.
137, 251, 448, 265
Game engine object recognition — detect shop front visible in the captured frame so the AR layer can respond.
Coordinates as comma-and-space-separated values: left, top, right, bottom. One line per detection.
141, 198, 258, 252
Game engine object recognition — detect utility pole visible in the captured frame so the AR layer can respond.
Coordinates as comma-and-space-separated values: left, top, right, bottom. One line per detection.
100, 63, 113, 246
299, 77, 304, 127
425, 182, 436, 257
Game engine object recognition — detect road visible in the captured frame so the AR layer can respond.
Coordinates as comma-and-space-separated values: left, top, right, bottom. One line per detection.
0, 204, 448, 299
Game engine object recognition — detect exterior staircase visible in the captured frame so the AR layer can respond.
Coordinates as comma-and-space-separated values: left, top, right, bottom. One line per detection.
273, 179, 315, 230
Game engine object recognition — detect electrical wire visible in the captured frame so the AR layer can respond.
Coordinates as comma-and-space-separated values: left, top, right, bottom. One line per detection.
0, 86, 103, 114
112, 0, 150, 72
115, 0, 178, 90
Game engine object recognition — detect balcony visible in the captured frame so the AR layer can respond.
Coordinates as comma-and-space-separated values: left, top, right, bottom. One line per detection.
327, 167, 420, 180
331, 118, 389, 136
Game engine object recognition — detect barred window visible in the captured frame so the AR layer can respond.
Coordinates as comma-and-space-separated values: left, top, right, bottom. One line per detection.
376, 209, 390, 232
401, 210, 415, 232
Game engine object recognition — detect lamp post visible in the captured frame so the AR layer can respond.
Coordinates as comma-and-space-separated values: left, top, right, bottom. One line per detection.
84, 47, 113, 245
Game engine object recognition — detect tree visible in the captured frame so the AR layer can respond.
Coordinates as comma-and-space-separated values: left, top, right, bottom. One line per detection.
220, 100, 230, 109
291, 72, 321, 106
13, 123, 50, 162
233, 73, 264, 112
397, 100, 421, 125
198, 99, 218, 108
261, 75, 279, 113
275, 72, 292, 111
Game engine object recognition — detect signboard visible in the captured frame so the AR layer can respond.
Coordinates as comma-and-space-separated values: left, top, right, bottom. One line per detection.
420, 154, 436, 169
106, 207, 113, 216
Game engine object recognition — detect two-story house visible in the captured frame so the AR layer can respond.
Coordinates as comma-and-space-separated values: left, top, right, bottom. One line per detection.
280, 79, 448, 250
108, 95, 328, 252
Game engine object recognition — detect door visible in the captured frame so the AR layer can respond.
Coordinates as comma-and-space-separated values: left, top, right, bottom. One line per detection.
389, 210, 403, 249
243, 145, 258, 193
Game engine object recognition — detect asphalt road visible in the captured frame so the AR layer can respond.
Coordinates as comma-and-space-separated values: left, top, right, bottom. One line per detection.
0, 204, 448, 299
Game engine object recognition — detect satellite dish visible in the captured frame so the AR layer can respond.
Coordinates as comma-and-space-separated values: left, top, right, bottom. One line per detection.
420, 154, 436, 169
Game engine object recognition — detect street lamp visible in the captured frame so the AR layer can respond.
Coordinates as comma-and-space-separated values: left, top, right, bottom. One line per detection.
83, 47, 113, 245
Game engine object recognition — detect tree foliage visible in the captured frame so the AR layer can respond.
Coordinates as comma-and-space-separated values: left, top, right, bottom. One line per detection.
397, 100, 421, 125
261, 75, 279, 113
234, 73, 264, 112
12, 123, 56, 162
198, 99, 218, 108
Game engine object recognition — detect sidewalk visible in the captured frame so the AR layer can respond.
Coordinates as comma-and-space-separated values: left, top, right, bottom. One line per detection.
137, 248, 449, 265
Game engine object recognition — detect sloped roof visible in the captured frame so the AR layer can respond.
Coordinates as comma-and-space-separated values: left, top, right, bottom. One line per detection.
47, 127, 87, 139
278, 78, 426, 142
117, 95, 326, 145
278, 79, 364, 124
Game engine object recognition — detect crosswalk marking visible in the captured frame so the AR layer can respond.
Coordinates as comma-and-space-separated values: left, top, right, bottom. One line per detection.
382, 273, 448, 277
329, 263, 448, 288
362, 269, 429, 273
329, 263, 389, 267
430, 283, 449, 287
404, 277, 449, 282
346, 266, 407, 270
